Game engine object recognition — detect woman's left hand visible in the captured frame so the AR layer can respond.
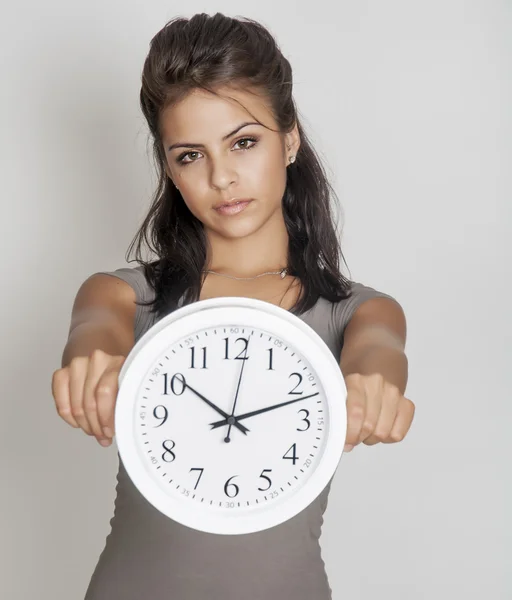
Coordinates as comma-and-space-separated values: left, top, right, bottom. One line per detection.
343, 373, 415, 452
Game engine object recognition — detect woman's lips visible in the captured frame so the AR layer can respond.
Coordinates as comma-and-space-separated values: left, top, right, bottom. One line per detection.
214, 199, 253, 216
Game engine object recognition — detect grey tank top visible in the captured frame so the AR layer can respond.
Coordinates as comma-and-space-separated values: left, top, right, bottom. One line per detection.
84, 265, 394, 600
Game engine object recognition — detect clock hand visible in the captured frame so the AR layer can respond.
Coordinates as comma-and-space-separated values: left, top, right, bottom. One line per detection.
183, 381, 249, 435
209, 392, 320, 429
224, 338, 250, 443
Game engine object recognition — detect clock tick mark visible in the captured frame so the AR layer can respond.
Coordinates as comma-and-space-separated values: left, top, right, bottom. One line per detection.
288, 482, 292, 486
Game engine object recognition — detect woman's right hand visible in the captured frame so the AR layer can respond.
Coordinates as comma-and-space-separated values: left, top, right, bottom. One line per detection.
52, 349, 127, 447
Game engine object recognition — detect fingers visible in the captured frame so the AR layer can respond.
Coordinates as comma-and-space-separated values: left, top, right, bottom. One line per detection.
69, 356, 95, 436
82, 351, 108, 439
343, 373, 413, 452
344, 379, 367, 450
52, 368, 79, 429
52, 351, 125, 448
96, 357, 124, 437
381, 397, 415, 444
361, 382, 400, 444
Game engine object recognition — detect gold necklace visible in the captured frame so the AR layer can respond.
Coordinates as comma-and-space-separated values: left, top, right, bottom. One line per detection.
202, 267, 288, 281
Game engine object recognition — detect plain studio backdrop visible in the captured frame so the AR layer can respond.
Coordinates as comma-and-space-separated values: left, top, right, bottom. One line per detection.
0, 1, 509, 598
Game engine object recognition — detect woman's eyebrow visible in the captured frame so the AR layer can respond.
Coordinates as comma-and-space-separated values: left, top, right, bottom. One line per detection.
167, 121, 261, 151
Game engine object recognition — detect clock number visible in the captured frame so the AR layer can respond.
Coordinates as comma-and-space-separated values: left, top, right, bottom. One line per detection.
297, 409, 310, 431
224, 475, 240, 498
224, 337, 249, 360
288, 372, 303, 395
283, 443, 299, 465
153, 405, 168, 427
162, 373, 186, 395
161, 439, 176, 463
258, 469, 272, 491
190, 346, 207, 369
189, 468, 204, 490
267, 348, 274, 370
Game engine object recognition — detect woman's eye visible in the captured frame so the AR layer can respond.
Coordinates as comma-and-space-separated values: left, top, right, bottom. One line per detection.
177, 151, 201, 165
234, 137, 258, 150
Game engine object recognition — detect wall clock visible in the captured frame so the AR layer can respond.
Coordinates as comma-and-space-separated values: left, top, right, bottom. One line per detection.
115, 296, 347, 535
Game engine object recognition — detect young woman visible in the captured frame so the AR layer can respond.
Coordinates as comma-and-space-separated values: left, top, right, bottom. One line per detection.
52, 13, 415, 600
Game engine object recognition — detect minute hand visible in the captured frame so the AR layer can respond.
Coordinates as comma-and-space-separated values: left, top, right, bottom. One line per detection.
209, 392, 319, 429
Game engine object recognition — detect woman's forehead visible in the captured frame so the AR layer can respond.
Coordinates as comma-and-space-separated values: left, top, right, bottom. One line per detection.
160, 87, 275, 142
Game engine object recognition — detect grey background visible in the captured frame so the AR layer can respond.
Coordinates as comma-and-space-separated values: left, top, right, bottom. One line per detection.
1, 1, 510, 598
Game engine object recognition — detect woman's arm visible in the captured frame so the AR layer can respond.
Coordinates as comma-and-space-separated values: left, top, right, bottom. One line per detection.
340, 297, 408, 392
339, 297, 414, 451
61, 274, 136, 367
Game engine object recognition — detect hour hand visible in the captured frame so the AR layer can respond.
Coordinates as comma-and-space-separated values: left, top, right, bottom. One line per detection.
183, 382, 249, 435
209, 392, 319, 429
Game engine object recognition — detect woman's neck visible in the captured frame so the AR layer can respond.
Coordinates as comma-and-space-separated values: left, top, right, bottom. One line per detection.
204, 214, 289, 278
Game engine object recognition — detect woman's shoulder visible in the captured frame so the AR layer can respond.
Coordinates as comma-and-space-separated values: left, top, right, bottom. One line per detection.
316, 280, 398, 336
94, 264, 153, 302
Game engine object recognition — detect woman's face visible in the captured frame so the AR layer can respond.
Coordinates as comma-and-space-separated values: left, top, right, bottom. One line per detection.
159, 87, 300, 240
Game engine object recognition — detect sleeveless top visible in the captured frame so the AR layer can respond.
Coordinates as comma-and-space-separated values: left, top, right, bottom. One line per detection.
84, 265, 395, 600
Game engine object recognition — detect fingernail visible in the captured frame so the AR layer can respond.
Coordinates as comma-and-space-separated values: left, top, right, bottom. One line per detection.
344, 444, 354, 452
103, 427, 113, 438
98, 438, 111, 447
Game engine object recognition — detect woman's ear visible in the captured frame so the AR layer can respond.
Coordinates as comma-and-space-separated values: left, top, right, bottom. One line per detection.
285, 122, 301, 163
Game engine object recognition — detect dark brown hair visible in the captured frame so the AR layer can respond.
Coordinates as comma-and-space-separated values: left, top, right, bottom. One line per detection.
127, 12, 352, 321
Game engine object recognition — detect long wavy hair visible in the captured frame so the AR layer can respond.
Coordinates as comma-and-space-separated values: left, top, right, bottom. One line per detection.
127, 12, 353, 321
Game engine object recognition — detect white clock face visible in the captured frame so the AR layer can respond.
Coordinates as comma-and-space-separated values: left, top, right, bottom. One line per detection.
116, 299, 346, 535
